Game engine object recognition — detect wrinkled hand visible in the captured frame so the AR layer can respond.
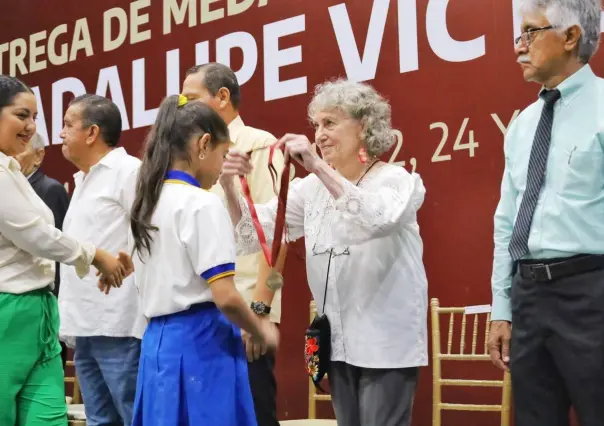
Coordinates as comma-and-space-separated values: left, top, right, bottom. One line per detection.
97, 251, 134, 295
242, 330, 267, 362
487, 320, 512, 371
220, 149, 253, 189
277, 134, 321, 173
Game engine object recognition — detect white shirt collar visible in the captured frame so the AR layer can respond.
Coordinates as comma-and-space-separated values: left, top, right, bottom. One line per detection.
73, 147, 128, 182
26, 168, 38, 179
228, 115, 245, 145
0, 151, 22, 172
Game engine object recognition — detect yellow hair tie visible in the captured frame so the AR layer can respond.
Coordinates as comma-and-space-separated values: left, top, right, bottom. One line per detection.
178, 94, 188, 107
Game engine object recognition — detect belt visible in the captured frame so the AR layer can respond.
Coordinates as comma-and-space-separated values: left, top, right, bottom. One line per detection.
517, 254, 604, 282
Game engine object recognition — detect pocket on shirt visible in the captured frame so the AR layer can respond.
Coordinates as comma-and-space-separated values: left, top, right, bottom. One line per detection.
548, 146, 604, 197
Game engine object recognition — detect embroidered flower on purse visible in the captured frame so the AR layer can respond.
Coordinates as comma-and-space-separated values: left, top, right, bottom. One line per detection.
305, 336, 320, 380
306, 336, 318, 355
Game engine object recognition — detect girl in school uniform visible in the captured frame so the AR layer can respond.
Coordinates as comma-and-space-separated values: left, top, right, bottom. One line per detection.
127, 94, 279, 426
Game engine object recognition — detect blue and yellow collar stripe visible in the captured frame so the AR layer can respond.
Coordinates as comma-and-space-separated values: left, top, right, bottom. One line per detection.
165, 170, 200, 188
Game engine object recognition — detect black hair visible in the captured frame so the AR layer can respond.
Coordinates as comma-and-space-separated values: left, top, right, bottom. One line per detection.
186, 63, 241, 109
0, 75, 33, 113
69, 94, 122, 147
130, 95, 230, 258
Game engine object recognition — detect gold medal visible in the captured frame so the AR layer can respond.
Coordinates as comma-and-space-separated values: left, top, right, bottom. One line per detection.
266, 269, 284, 291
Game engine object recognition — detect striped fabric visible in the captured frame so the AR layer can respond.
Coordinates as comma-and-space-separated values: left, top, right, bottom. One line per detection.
202, 263, 236, 284
508, 89, 562, 261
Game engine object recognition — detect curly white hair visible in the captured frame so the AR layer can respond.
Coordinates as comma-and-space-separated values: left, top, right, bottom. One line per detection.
307, 79, 394, 157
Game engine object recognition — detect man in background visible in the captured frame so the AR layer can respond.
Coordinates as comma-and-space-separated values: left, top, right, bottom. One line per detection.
182, 62, 292, 426
488, 1, 604, 425
15, 133, 70, 367
58, 94, 145, 426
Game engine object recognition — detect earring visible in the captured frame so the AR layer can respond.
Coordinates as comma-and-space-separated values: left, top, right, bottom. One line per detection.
199, 153, 205, 160
358, 147, 367, 164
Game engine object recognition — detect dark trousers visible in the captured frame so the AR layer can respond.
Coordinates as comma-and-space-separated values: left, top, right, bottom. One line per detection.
50, 289, 68, 370
60, 340, 67, 369
248, 352, 279, 426
510, 265, 604, 426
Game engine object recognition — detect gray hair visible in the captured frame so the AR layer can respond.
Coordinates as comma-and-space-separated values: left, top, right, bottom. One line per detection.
308, 79, 394, 157
520, 0, 602, 63
29, 133, 45, 151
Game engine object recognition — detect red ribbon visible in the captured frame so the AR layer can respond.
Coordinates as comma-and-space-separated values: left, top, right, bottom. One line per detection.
238, 143, 291, 268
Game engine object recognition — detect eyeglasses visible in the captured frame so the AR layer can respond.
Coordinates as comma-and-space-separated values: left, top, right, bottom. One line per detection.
514, 25, 554, 47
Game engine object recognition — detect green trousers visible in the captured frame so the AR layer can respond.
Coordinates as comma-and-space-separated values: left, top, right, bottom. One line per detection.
0, 288, 67, 425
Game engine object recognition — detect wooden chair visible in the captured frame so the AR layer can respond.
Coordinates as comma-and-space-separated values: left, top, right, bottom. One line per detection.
64, 359, 86, 425
67, 407, 86, 426
430, 298, 512, 426
280, 302, 337, 425
64, 360, 81, 404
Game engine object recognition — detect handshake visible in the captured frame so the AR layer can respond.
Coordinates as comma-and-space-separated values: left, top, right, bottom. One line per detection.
92, 249, 135, 294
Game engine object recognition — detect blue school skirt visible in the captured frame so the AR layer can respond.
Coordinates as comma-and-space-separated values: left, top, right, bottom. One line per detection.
131, 302, 257, 426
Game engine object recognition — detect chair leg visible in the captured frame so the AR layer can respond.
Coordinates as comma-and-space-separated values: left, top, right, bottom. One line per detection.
432, 405, 441, 426
72, 377, 81, 405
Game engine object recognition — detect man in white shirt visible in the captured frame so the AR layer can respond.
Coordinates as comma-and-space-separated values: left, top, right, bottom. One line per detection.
58, 94, 145, 426
182, 63, 291, 426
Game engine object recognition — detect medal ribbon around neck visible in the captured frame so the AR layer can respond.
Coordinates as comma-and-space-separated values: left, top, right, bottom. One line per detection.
238, 143, 291, 288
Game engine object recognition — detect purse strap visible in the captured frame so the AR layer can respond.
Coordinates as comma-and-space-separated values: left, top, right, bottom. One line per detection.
320, 250, 333, 314
319, 159, 380, 315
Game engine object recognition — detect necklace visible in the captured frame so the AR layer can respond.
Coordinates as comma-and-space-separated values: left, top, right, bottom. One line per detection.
353, 159, 380, 185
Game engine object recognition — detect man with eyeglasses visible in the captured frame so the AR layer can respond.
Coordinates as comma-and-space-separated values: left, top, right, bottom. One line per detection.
487, 1, 604, 425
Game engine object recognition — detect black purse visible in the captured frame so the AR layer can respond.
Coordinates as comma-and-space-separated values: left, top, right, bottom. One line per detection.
303, 160, 378, 390
305, 251, 333, 391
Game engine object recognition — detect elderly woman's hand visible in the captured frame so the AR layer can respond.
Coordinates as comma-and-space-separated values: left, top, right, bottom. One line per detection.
278, 134, 321, 173
219, 149, 253, 189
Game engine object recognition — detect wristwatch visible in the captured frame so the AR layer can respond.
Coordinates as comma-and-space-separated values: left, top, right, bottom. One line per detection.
250, 301, 271, 315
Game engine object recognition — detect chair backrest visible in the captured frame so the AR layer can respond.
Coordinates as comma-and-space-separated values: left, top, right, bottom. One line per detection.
64, 359, 82, 405
308, 301, 332, 419
430, 298, 512, 426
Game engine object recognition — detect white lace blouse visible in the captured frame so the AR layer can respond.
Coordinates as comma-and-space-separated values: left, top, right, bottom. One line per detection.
235, 163, 429, 369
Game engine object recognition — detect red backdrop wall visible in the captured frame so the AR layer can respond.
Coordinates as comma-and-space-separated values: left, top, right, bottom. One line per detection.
2, 1, 603, 424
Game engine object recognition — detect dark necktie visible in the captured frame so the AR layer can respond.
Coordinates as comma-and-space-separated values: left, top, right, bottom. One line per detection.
508, 89, 561, 262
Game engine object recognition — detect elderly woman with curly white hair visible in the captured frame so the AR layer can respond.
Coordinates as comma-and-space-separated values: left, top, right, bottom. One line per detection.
220, 79, 428, 426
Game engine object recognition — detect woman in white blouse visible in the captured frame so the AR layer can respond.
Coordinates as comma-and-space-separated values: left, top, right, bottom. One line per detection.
220, 79, 429, 426
0, 75, 129, 426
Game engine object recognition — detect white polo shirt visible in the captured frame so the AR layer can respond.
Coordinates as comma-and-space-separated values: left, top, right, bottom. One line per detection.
59, 148, 146, 344
131, 171, 237, 318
